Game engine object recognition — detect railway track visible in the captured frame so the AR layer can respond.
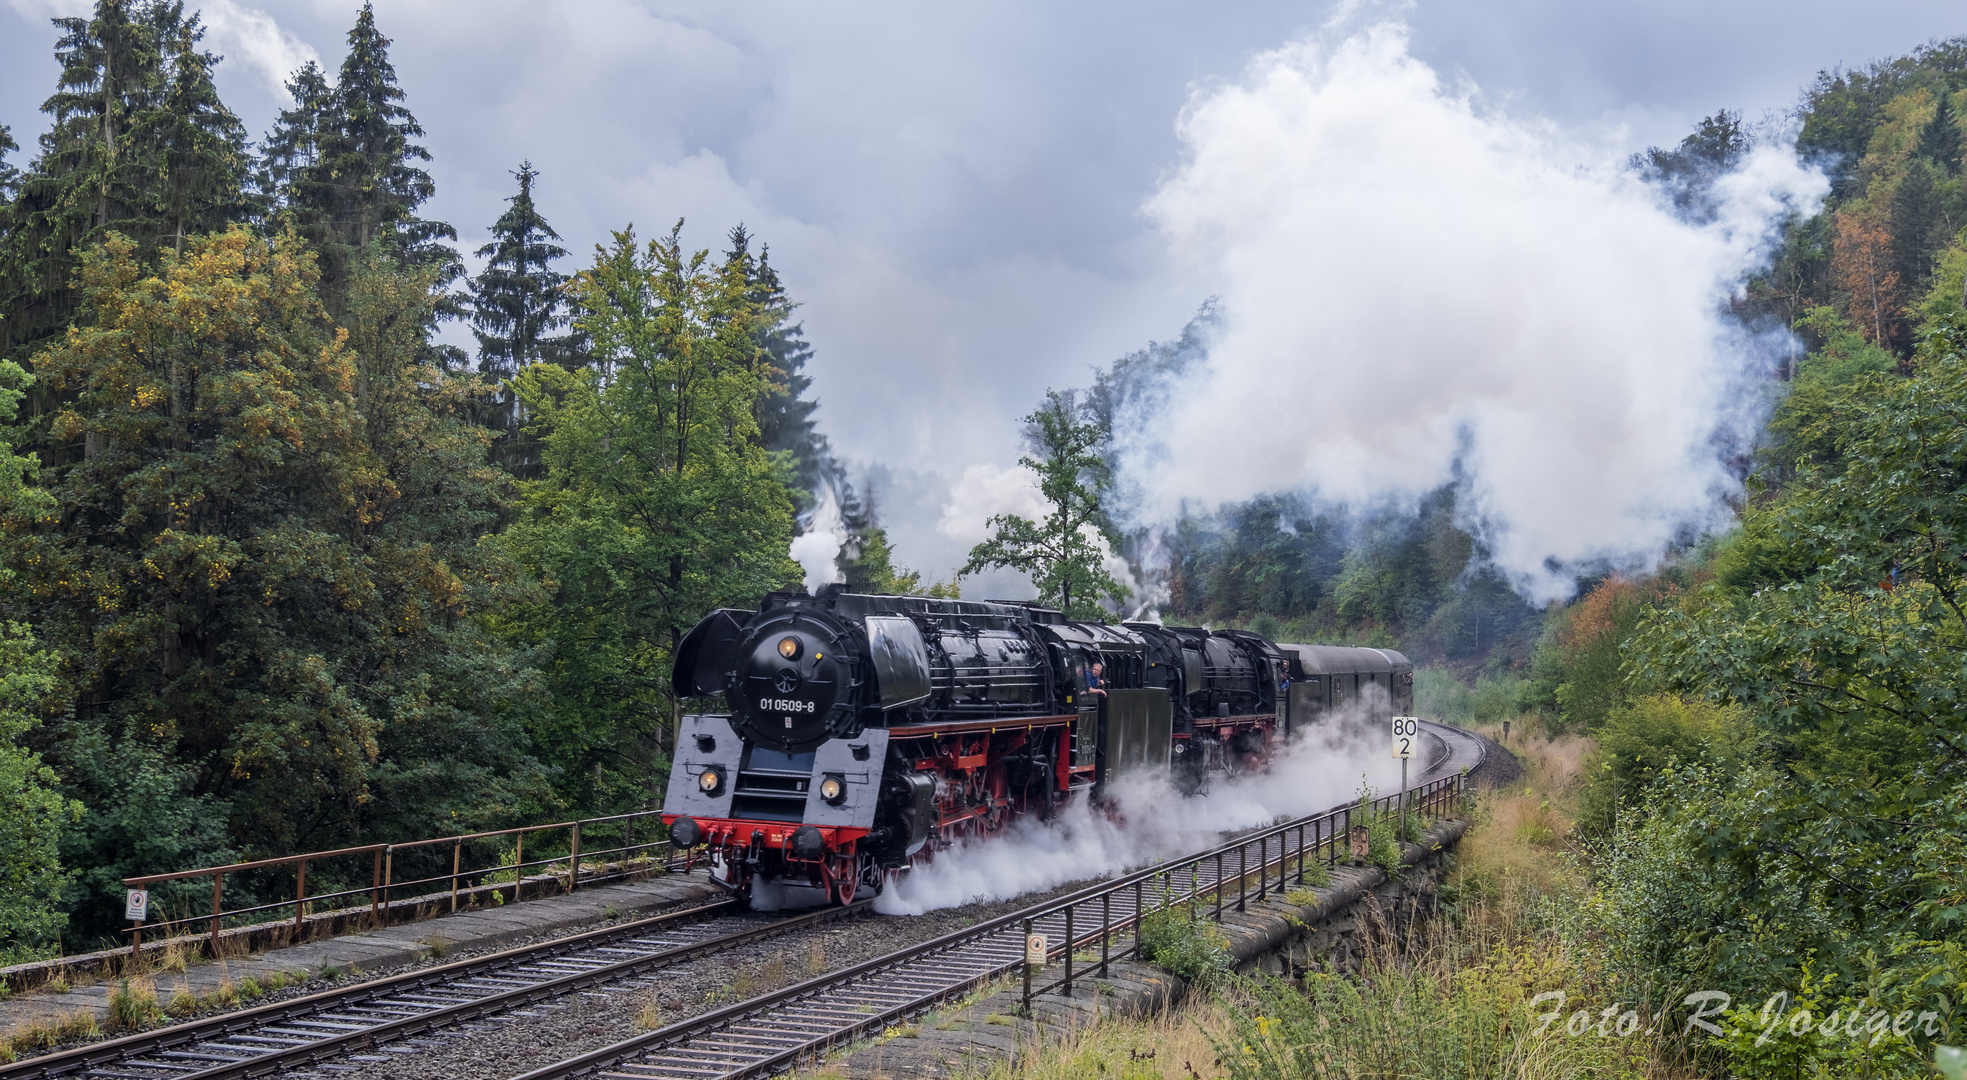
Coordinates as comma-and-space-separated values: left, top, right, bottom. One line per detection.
511, 727, 1477, 1080
0, 900, 872, 1080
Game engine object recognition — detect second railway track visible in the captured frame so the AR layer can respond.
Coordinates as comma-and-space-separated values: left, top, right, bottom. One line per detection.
1, 900, 872, 1080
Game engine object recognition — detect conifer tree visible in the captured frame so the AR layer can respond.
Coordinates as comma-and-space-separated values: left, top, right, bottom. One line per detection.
1, 0, 247, 355
137, 18, 250, 257
290, 2, 456, 304
253, 61, 330, 220
0, 124, 18, 202
1917, 91, 1963, 177
470, 162, 575, 376
1891, 161, 1945, 298
726, 226, 832, 492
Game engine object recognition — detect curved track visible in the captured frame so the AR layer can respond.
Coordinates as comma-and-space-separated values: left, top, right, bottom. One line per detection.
0, 901, 872, 1080
1420, 719, 1490, 782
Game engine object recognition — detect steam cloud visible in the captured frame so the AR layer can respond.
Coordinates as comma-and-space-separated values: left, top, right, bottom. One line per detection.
874, 709, 1403, 916
789, 484, 848, 593
1124, 21, 1828, 603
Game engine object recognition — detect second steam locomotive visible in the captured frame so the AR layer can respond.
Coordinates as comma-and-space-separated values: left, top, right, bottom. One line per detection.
661, 585, 1411, 905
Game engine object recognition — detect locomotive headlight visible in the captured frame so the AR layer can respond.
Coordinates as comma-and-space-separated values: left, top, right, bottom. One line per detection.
777, 636, 801, 660
698, 766, 725, 796
818, 774, 846, 805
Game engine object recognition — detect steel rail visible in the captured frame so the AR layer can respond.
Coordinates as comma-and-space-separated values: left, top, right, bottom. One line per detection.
1, 899, 871, 1080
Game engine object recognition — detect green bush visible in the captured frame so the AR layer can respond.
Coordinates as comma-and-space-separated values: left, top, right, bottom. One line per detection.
1577, 695, 1750, 834
1137, 898, 1231, 986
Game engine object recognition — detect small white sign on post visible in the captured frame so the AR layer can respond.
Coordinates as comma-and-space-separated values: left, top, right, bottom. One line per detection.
1025, 932, 1048, 967
125, 888, 149, 922
1391, 716, 1420, 760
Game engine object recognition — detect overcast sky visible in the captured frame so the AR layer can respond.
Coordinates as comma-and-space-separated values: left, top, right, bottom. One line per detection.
2, 0, 1960, 589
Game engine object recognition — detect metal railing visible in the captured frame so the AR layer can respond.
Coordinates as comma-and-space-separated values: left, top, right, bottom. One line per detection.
1019, 772, 1463, 1007
121, 809, 677, 964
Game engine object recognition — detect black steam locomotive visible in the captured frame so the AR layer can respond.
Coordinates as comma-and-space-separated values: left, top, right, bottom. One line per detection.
661, 585, 1411, 905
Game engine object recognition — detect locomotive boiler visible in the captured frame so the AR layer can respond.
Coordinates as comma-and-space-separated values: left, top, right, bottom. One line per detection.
660, 585, 1411, 905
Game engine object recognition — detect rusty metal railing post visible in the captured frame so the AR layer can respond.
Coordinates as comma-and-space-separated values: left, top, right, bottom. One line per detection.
383, 846, 393, 914
1022, 917, 1034, 1011
293, 859, 307, 940
371, 848, 382, 926
1099, 891, 1110, 977
1237, 842, 1247, 912
129, 922, 142, 971
1062, 904, 1073, 997
1133, 880, 1144, 959
513, 832, 524, 904
451, 840, 461, 912
210, 872, 223, 959
569, 823, 581, 893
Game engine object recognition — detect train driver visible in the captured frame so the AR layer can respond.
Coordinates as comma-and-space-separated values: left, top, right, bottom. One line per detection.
1085, 661, 1106, 697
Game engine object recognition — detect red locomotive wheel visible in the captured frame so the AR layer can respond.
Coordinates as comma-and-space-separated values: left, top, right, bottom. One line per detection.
824, 855, 857, 906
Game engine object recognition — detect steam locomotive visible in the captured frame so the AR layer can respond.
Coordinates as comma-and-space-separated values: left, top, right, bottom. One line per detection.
660, 585, 1412, 905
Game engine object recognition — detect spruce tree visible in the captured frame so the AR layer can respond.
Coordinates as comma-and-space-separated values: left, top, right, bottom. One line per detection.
291, 2, 456, 304
470, 162, 575, 376
0, 124, 18, 202
134, 18, 250, 256
727, 226, 831, 492
1917, 91, 1963, 177
3, 0, 159, 355
253, 61, 330, 221
1890, 162, 1944, 298
1, 1, 247, 355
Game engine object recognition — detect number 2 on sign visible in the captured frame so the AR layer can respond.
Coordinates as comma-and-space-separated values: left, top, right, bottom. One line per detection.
1391, 716, 1420, 760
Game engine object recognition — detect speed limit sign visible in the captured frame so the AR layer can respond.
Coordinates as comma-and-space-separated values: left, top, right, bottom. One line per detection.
1391, 716, 1420, 759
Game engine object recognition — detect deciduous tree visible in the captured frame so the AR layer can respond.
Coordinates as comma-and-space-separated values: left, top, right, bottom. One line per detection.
2, 229, 543, 939
1833, 208, 1903, 347
496, 223, 799, 811
961, 390, 1130, 620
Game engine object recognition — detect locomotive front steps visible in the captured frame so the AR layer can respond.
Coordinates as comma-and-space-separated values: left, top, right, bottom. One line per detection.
813, 814, 1471, 1079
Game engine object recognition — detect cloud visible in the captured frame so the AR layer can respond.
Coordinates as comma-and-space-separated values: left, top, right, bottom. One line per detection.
200, 0, 317, 96
5, 0, 314, 98
1125, 21, 1827, 603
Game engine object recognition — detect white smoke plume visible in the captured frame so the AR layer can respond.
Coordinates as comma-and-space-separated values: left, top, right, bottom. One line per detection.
1123, 21, 1828, 604
874, 707, 1403, 916
789, 484, 847, 593
937, 461, 1148, 613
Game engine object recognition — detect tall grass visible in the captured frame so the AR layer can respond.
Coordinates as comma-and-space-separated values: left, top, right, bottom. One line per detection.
1213, 929, 1688, 1080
